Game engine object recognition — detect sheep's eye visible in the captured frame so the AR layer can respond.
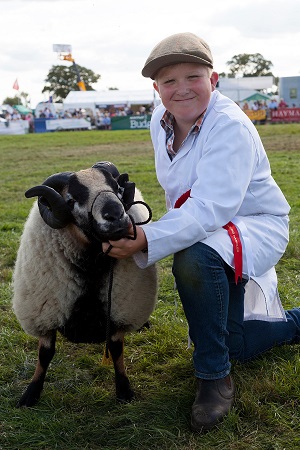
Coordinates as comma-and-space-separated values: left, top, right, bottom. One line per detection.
67, 198, 76, 209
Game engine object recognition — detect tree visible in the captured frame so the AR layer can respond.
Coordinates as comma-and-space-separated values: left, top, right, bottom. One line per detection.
42, 64, 101, 102
226, 53, 273, 78
2, 96, 19, 106
218, 72, 235, 79
3, 91, 31, 107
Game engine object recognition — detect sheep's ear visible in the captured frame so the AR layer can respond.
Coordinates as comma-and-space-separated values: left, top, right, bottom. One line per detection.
118, 173, 135, 205
118, 173, 129, 185
92, 161, 120, 179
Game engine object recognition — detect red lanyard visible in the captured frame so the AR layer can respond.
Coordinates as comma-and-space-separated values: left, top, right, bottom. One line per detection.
174, 190, 242, 284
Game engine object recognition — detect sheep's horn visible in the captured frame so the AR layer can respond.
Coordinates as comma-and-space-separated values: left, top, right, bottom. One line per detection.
42, 171, 73, 190
25, 185, 74, 229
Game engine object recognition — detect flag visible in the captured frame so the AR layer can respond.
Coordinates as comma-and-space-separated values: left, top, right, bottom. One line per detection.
13, 78, 19, 90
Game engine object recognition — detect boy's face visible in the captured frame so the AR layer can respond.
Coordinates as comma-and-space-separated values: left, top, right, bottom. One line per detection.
153, 63, 218, 125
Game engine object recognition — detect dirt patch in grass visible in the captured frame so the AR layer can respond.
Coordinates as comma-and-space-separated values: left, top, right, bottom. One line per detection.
261, 133, 300, 152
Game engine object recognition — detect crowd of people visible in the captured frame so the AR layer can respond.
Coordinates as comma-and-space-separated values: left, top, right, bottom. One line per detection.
1, 103, 154, 133
1, 94, 297, 133
241, 97, 296, 113
36, 105, 88, 120
39, 98, 296, 129
34, 103, 154, 130
0, 107, 34, 131
238, 97, 299, 124
94, 104, 154, 129
3, 109, 33, 122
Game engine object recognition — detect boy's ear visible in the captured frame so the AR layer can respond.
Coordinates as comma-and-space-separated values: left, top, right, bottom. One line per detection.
153, 81, 159, 93
211, 72, 219, 90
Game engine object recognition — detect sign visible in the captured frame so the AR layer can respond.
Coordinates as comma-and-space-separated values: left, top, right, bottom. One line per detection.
34, 118, 91, 133
244, 109, 266, 121
271, 108, 300, 123
111, 115, 151, 130
53, 44, 72, 53
46, 118, 90, 131
0, 120, 29, 135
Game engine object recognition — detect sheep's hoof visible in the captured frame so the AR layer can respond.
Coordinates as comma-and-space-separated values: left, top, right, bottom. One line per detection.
16, 381, 42, 408
116, 388, 135, 403
138, 321, 151, 332
116, 375, 135, 403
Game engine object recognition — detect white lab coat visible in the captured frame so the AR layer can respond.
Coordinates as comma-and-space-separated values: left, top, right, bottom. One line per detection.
134, 90, 290, 322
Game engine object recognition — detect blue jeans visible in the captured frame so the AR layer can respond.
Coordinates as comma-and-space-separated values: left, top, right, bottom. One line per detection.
172, 242, 300, 380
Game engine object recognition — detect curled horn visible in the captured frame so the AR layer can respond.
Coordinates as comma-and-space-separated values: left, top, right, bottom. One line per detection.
25, 172, 74, 229
42, 171, 73, 190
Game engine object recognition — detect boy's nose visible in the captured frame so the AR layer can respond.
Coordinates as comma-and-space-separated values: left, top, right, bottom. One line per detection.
176, 82, 190, 95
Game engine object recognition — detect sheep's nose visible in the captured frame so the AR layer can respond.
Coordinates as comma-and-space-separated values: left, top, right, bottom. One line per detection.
102, 201, 124, 222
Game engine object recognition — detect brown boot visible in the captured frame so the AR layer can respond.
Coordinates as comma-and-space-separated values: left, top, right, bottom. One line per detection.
191, 375, 235, 432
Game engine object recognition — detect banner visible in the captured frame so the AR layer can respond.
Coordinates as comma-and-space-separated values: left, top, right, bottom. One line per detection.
271, 108, 300, 123
34, 118, 91, 133
244, 109, 266, 121
111, 114, 151, 130
45, 118, 91, 131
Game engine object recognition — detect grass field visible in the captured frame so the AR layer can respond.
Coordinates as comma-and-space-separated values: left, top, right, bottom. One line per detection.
0, 124, 300, 450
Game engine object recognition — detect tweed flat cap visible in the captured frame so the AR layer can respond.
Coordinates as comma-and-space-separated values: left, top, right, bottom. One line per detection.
142, 32, 213, 79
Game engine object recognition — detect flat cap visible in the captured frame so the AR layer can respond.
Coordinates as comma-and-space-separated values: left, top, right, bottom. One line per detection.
142, 32, 213, 79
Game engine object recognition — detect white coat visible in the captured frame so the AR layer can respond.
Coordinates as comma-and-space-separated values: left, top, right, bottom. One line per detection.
134, 90, 290, 322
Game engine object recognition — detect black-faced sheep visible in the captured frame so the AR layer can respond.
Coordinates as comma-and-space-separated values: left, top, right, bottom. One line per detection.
12, 161, 157, 407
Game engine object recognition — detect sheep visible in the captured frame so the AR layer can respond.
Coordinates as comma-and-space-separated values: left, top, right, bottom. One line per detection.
12, 161, 157, 407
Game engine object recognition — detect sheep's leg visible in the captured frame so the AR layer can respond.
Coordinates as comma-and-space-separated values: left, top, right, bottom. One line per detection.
108, 332, 134, 402
17, 330, 56, 407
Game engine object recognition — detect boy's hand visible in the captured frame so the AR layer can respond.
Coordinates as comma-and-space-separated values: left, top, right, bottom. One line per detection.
102, 225, 147, 259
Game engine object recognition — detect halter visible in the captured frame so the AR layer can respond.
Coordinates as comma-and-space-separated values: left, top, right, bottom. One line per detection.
84, 189, 153, 358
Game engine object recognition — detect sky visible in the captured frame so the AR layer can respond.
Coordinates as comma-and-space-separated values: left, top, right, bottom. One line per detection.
1, 0, 300, 108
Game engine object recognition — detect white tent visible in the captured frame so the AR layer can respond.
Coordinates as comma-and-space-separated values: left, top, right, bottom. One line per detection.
63, 89, 159, 114
218, 76, 274, 91
219, 89, 272, 104
218, 76, 274, 104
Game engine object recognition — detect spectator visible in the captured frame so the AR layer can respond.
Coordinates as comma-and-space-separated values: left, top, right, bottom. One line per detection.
268, 98, 278, 110
278, 98, 288, 108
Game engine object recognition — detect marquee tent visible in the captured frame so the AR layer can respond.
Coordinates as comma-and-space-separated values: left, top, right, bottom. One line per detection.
218, 76, 274, 104
218, 76, 273, 91
13, 105, 33, 115
241, 92, 271, 103
63, 89, 160, 114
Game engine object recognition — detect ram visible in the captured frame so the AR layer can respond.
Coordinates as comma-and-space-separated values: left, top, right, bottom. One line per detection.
12, 161, 157, 407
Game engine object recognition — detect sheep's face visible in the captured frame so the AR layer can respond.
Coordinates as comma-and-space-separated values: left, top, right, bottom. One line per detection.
65, 168, 131, 241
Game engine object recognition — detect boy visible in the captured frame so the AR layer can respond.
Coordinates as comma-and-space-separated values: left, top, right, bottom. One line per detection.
103, 32, 300, 432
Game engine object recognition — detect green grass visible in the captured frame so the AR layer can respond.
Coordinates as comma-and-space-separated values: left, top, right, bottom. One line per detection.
0, 125, 300, 450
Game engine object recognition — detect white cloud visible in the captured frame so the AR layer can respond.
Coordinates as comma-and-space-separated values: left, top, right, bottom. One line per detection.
1, 0, 299, 106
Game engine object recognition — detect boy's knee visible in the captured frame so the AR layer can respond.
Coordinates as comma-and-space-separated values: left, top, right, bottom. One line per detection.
173, 242, 223, 279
